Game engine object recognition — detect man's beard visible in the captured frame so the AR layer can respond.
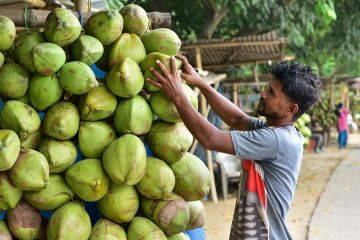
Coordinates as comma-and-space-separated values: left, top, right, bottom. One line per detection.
256, 99, 282, 119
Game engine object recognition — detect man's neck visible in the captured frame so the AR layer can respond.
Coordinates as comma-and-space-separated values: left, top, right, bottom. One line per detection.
266, 117, 294, 127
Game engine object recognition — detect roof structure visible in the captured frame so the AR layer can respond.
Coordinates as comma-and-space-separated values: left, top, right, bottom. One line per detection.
181, 31, 293, 71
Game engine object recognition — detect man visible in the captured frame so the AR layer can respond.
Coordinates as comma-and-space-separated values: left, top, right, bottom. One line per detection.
148, 56, 322, 240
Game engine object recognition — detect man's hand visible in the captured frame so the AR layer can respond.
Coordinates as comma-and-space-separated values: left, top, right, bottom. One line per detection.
147, 56, 186, 104
176, 54, 205, 88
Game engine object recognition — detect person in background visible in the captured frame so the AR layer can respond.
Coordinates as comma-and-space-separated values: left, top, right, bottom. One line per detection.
335, 103, 349, 149
148, 56, 322, 240
310, 120, 324, 153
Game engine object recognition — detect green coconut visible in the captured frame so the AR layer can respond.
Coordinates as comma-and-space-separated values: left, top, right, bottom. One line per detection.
85, 10, 123, 46
150, 84, 198, 123
102, 134, 146, 185
0, 129, 20, 171
42, 101, 80, 140
106, 57, 144, 98
78, 84, 117, 121
141, 193, 190, 236
146, 121, 193, 164
109, 33, 146, 67
170, 153, 211, 201
14, 30, 45, 73
47, 201, 91, 240
59, 61, 99, 94
65, 159, 110, 202
0, 100, 41, 136
186, 201, 206, 230
19, 128, 42, 150
167, 233, 190, 240
300, 125, 312, 138
0, 52, 4, 68
0, 220, 12, 240
90, 219, 127, 240
24, 174, 74, 211
78, 121, 116, 158
140, 52, 182, 92
38, 137, 77, 173
9, 149, 49, 191
0, 63, 30, 99
0, 172, 23, 210
127, 217, 167, 240
71, 35, 104, 65
120, 4, 149, 36
28, 73, 63, 111
114, 95, 153, 135
0, 16, 16, 52
136, 157, 175, 199
44, 8, 81, 47
32, 42, 66, 76
98, 182, 139, 223
7, 200, 42, 240
141, 28, 181, 56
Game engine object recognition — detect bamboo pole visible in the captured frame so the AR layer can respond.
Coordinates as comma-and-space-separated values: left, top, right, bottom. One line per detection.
74, 0, 87, 12
194, 48, 218, 203
232, 84, 239, 106
0, 9, 171, 29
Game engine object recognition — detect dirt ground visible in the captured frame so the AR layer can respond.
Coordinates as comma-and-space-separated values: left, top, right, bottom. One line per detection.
203, 133, 359, 240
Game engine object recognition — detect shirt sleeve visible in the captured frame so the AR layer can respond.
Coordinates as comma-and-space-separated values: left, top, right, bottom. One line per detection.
230, 127, 279, 160
248, 117, 267, 130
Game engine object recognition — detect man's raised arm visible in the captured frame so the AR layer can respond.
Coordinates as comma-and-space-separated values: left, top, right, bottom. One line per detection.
177, 54, 252, 131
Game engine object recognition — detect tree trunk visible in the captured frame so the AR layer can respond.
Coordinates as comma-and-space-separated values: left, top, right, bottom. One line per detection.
199, 5, 229, 39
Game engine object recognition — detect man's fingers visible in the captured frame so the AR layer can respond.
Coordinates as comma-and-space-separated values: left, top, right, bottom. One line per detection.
156, 60, 170, 77
147, 78, 163, 89
171, 56, 177, 75
175, 54, 188, 64
181, 72, 192, 81
151, 68, 167, 83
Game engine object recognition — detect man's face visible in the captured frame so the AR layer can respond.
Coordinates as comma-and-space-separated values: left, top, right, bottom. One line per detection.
257, 79, 294, 119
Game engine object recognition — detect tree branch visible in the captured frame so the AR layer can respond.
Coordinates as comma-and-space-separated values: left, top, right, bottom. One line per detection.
206, 0, 217, 12
199, 5, 229, 39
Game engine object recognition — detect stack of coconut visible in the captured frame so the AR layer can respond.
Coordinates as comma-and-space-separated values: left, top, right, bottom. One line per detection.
295, 113, 312, 145
0, 4, 211, 240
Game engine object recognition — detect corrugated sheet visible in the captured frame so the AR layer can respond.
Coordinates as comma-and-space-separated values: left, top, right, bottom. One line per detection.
181, 31, 287, 71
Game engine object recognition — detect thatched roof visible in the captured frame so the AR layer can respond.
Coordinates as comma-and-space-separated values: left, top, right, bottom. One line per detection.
181, 31, 293, 71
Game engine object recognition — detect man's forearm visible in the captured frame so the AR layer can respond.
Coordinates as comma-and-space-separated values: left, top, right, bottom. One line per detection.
173, 92, 235, 154
196, 81, 250, 130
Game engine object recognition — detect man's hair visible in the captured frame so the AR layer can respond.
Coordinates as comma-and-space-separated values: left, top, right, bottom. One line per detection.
271, 62, 322, 120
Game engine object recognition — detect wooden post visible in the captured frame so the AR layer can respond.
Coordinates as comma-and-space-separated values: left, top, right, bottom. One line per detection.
195, 48, 202, 70
253, 63, 260, 91
194, 48, 218, 203
232, 84, 238, 106
200, 95, 218, 203
74, 0, 87, 12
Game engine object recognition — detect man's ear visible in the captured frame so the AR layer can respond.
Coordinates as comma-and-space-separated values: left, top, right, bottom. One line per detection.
287, 103, 299, 117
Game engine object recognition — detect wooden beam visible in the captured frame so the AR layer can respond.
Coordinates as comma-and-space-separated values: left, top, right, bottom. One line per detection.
0, 9, 171, 29
182, 40, 287, 50
148, 12, 171, 30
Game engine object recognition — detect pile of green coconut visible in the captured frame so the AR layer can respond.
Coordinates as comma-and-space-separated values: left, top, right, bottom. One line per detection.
0, 4, 211, 240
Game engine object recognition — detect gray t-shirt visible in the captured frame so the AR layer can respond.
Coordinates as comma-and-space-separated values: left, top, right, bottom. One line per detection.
230, 117, 304, 240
